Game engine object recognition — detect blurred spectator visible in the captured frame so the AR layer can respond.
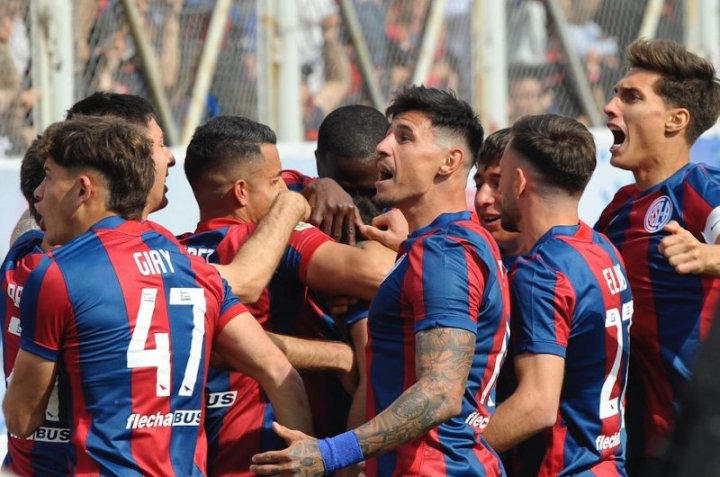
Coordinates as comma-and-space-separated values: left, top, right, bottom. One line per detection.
444, 0, 472, 101
507, 65, 553, 124
0, 1, 33, 157
559, 0, 619, 110
507, 0, 547, 66
299, 0, 351, 140
352, 0, 388, 91
385, 0, 428, 92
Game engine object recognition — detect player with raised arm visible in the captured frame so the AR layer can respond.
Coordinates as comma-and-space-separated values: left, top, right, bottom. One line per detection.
3, 116, 312, 475
180, 114, 393, 475
483, 114, 632, 476
250, 86, 510, 477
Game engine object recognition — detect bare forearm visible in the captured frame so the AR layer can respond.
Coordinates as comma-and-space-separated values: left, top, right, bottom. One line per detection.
353, 327, 474, 457
267, 332, 354, 373
222, 191, 308, 301
353, 378, 456, 458
484, 391, 555, 452
262, 367, 315, 436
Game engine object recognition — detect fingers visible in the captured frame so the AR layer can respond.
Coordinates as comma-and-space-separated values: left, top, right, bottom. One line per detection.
358, 224, 384, 243
663, 220, 681, 234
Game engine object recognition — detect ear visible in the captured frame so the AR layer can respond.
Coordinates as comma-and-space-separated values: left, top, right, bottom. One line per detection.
437, 147, 464, 176
75, 175, 94, 206
666, 107, 689, 134
233, 179, 249, 207
514, 166, 528, 197
315, 150, 328, 178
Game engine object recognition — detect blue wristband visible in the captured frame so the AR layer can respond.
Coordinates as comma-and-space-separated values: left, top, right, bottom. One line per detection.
317, 430, 364, 474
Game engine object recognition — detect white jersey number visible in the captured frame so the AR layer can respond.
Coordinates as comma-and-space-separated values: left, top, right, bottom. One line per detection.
599, 300, 633, 419
127, 288, 207, 397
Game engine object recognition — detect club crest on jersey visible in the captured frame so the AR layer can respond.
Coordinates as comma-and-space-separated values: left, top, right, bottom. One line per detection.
644, 195, 673, 233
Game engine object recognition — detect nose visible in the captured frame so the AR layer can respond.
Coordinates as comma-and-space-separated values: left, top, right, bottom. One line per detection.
474, 182, 494, 212
375, 134, 392, 158
603, 96, 618, 118
33, 179, 46, 202
167, 148, 177, 167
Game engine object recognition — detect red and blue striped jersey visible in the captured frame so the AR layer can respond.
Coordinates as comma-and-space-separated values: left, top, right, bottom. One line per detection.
365, 211, 510, 477
595, 162, 720, 450
511, 222, 632, 476
19, 216, 247, 476
180, 217, 331, 474
1, 229, 71, 476
281, 169, 314, 193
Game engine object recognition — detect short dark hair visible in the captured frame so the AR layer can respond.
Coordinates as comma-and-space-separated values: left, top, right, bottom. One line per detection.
626, 39, 720, 144
386, 86, 484, 166
477, 128, 511, 169
39, 116, 155, 219
509, 114, 596, 195
67, 92, 158, 127
316, 105, 388, 163
184, 115, 277, 186
20, 136, 45, 223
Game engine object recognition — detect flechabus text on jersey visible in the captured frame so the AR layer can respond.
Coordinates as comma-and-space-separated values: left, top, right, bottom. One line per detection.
126, 409, 201, 429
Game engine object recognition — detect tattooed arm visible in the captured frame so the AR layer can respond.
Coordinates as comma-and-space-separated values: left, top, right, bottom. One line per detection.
250, 327, 476, 476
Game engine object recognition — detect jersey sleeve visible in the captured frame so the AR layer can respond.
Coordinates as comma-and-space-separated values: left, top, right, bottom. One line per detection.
282, 169, 316, 192
215, 278, 250, 333
279, 222, 333, 283
684, 165, 720, 244
405, 234, 487, 335
19, 257, 71, 362
510, 256, 575, 358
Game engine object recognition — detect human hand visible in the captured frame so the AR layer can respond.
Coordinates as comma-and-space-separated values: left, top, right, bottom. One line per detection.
250, 422, 325, 476
276, 190, 312, 223
659, 220, 718, 274
358, 209, 408, 252
304, 178, 363, 244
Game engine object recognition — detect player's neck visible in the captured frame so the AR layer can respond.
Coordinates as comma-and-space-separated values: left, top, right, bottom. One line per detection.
522, 196, 580, 248
633, 155, 690, 191
402, 187, 468, 232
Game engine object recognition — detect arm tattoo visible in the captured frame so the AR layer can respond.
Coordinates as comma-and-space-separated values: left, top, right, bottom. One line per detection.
354, 327, 475, 457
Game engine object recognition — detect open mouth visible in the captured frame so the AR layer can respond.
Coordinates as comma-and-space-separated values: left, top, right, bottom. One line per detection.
608, 125, 626, 151
481, 215, 501, 225
378, 164, 394, 181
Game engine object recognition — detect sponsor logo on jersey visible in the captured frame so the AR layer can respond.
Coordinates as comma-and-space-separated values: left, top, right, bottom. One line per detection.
126, 410, 202, 429
464, 411, 490, 429
595, 431, 621, 451
206, 391, 237, 409
294, 221, 314, 231
11, 426, 70, 443
644, 195, 673, 233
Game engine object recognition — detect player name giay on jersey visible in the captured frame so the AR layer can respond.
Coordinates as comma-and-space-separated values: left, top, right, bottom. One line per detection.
133, 249, 176, 276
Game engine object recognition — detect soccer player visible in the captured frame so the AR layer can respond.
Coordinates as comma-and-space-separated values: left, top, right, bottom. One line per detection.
483, 114, 632, 476
1, 139, 70, 476
250, 86, 510, 477
3, 116, 312, 475
595, 39, 720, 460
180, 115, 394, 475
67, 92, 308, 305
474, 128, 524, 265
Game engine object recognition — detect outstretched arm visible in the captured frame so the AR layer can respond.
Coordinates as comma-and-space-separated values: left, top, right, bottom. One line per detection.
249, 326, 476, 476
267, 332, 355, 374
306, 240, 396, 302
216, 312, 314, 436
215, 191, 310, 302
